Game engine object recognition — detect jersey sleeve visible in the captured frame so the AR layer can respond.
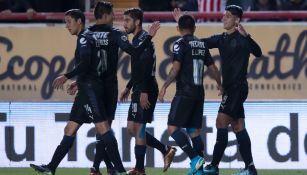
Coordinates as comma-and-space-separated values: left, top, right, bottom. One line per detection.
201, 34, 221, 49
245, 35, 262, 57
115, 30, 152, 56
65, 36, 92, 79
204, 47, 214, 67
172, 40, 185, 63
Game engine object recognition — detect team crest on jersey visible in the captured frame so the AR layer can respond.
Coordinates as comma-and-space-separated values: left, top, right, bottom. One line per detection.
121, 35, 128, 41
173, 44, 180, 52
80, 37, 87, 44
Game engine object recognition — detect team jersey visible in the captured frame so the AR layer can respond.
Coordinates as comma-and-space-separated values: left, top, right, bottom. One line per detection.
85, 24, 152, 82
126, 30, 158, 93
202, 31, 262, 89
65, 30, 101, 83
173, 34, 214, 99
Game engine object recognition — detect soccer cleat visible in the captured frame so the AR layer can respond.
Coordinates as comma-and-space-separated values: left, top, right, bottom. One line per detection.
30, 164, 55, 175
89, 167, 102, 175
188, 156, 205, 175
163, 146, 177, 172
231, 168, 257, 175
127, 168, 146, 175
194, 170, 205, 175
203, 164, 219, 175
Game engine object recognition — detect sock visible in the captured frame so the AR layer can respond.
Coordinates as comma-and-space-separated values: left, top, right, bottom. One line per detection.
93, 139, 113, 171
48, 135, 75, 171
97, 131, 126, 173
135, 145, 146, 170
191, 136, 204, 157
236, 129, 255, 169
145, 131, 167, 155
211, 128, 228, 166
171, 129, 197, 160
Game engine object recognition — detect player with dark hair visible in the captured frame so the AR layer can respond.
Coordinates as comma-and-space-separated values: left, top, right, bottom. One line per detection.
30, 9, 108, 175
81, 1, 160, 175
159, 14, 222, 175
116, 8, 177, 175
173, 5, 262, 175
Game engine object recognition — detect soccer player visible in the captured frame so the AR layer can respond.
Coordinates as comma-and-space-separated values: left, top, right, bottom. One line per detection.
173, 5, 262, 175
116, 8, 177, 175
158, 14, 222, 175
81, 2, 160, 175
30, 9, 127, 175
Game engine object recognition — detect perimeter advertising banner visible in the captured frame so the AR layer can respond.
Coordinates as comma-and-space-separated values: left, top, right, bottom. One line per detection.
0, 24, 306, 101
0, 102, 307, 169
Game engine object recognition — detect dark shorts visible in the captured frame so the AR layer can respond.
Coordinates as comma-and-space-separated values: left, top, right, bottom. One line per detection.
127, 90, 158, 124
218, 82, 248, 119
168, 96, 204, 129
70, 81, 107, 124
103, 81, 118, 121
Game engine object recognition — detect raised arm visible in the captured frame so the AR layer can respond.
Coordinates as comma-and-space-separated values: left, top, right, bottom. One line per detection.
116, 21, 160, 56
236, 23, 262, 57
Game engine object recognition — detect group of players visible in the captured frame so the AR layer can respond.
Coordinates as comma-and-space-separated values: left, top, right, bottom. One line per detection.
30, 1, 262, 175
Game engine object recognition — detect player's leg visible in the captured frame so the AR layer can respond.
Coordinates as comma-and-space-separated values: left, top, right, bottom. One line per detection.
204, 90, 234, 175
168, 96, 204, 174
30, 121, 81, 175
86, 81, 125, 174
91, 82, 118, 175
30, 90, 85, 175
126, 121, 147, 175
143, 91, 177, 172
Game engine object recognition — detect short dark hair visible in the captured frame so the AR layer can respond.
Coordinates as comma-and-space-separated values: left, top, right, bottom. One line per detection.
225, 5, 243, 19
65, 9, 85, 25
178, 14, 195, 31
94, 1, 113, 19
124, 8, 143, 26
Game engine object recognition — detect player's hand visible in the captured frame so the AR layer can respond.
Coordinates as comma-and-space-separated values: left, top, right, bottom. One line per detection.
235, 23, 248, 37
217, 85, 223, 96
158, 87, 166, 102
67, 81, 78, 95
140, 92, 151, 110
173, 8, 184, 22
120, 88, 130, 102
26, 8, 35, 19
53, 75, 68, 90
148, 21, 160, 38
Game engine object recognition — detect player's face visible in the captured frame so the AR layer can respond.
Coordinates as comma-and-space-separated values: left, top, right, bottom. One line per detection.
65, 15, 81, 35
222, 11, 239, 30
123, 15, 137, 34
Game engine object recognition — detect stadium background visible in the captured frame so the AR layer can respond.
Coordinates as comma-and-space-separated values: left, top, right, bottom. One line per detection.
0, 0, 306, 174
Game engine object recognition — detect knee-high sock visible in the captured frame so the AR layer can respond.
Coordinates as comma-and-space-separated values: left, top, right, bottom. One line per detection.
211, 128, 228, 166
171, 129, 197, 159
97, 131, 126, 173
135, 145, 146, 170
48, 135, 75, 171
236, 129, 255, 169
93, 139, 113, 170
145, 131, 167, 155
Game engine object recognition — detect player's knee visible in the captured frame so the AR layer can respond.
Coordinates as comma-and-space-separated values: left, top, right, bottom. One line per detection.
127, 126, 136, 136
167, 126, 177, 135
231, 123, 244, 133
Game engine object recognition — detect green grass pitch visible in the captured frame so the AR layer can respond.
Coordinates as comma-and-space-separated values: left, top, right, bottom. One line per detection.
0, 168, 306, 175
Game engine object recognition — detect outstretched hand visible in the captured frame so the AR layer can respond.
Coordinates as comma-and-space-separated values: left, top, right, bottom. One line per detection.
67, 81, 78, 95
173, 8, 184, 22
148, 21, 160, 38
53, 75, 68, 90
235, 23, 248, 37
